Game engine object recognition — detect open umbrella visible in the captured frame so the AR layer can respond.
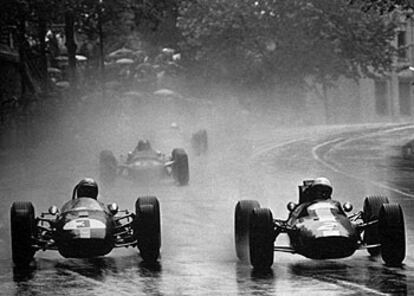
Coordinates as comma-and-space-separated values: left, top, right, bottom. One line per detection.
55, 55, 87, 62
75, 55, 87, 61
153, 89, 182, 99
47, 67, 62, 73
108, 47, 134, 59
55, 56, 68, 61
115, 58, 134, 65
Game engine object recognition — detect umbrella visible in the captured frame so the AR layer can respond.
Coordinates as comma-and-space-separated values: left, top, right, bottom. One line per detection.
47, 67, 61, 73
55, 81, 70, 88
55, 55, 87, 62
55, 56, 68, 61
75, 55, 87, 61
115, 58, 134, 65
108, 47, 134, 58
161, 48, 175, 55
153, 89, 182, 99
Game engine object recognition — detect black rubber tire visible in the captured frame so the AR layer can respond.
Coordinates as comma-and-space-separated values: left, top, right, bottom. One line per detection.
10, 201, 36, 266
249, 208, 274, 270
99, 150, 117, 184
171, 148, 189, 185
362, 195, 389, 256
234, 200, 260, 261
135, 196, 161, 263
379, 203, 406, 266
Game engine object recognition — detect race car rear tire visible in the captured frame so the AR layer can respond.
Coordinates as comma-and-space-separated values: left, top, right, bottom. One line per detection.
172, 148, 189, 185
99, 150, 117, 184
249, 208, 274, 270
234, 200, 260, 261
10, 201, 36, 266
135, 196, 161, 263
362, 195, 389, 256
379, 203, 406, 266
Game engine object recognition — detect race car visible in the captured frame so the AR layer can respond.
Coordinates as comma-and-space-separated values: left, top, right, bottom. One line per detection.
234, 179, 406, 270
99, 140, 189, 185
10, 182, 161, 267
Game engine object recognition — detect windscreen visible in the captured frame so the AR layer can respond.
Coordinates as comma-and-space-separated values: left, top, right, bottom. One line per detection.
61, 198, 104, 213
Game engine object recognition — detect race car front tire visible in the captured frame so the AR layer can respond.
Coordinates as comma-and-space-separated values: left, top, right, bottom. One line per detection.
135, 196, 161, 263
362, 195, 389, 256
379, 203, 406, 266
10, 201, 37, 266
172, 148, 189, 185
249, 208, 274, 270
234, 200, 260, 261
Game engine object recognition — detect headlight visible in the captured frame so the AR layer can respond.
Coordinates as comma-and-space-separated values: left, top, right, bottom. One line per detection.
108, 203, 119, 215
343, 202, 353, 212
287, 202, 297, 212
48, 205, 59, 215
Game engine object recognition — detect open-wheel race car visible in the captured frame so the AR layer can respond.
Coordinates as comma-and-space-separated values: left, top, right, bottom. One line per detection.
234, 178, 406, 270
10, 178, 161, 267
99, 140, 189, 186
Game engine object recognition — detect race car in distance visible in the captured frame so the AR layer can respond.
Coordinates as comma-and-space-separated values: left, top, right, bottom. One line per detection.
10, 178, 161, 267
234, 178, 406, 270
99, 139, 189, 186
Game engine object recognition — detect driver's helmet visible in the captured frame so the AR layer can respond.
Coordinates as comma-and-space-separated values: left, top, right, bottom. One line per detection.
137, 139, 151, 151
310, 177, 332, 201
136, 140, 146, 151
144, 140, 151, 150
76, 178, 98, 199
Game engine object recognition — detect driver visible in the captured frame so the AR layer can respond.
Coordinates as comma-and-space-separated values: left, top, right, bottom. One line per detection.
74, 178, 99, 200
308, 177, 332, 202
134, 139, 152, 153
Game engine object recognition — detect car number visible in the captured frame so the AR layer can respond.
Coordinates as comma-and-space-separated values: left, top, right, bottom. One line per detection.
79, 228, 91, 238
322, 230, 340, 236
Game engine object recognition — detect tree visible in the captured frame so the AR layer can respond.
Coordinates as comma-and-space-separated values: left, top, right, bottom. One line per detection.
131, 0, 181, 48
349, 0, 414, 13
177, 0, 398, 117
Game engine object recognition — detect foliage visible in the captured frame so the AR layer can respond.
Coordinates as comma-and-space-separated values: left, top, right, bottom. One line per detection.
349, 0, 414, 13
177, 0, 398, 95
0, 0, 404, 106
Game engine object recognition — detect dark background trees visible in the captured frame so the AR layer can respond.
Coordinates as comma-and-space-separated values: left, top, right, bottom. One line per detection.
0, 0, 407, 120
177, 0, 398, 113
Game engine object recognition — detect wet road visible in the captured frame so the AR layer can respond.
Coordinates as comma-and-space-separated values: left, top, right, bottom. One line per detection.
0, 103, 414, 295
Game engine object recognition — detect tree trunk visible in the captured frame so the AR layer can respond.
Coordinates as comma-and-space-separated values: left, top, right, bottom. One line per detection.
65, 10, 77, 90
17, 9, 27, 100
38, 13, 48, 94
17, 7, 35, 110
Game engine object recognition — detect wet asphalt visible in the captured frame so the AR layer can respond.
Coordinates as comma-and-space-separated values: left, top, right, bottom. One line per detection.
0, 116, 413, 295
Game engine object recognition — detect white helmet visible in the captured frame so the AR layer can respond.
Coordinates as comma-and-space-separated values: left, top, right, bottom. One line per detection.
313, 177, 332, 188
311, 177, 332, 199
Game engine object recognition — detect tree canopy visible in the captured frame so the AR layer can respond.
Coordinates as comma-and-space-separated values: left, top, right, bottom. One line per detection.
0, 0, 405, 104
177, 0, 398, 95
